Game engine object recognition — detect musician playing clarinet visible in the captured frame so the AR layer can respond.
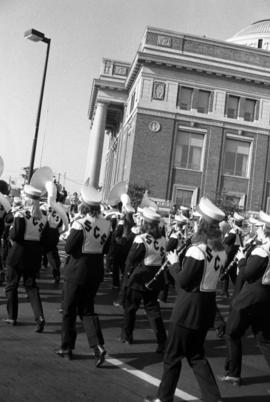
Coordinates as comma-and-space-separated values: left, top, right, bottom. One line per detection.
121, 207, 167, 353
145, 197, 226, 402
220, 210, 270, 386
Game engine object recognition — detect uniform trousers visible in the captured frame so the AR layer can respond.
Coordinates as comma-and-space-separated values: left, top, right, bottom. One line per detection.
46, 246, 61, 281
122, 288, 167, 345
225, 302, 270, 377
157, 323, 221, 402
5, 264, 44, 322
61, 280, 104, 350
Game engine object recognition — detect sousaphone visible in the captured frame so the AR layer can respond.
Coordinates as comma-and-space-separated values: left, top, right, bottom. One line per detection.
30, 166, 69, 232
107, 181, 135, 214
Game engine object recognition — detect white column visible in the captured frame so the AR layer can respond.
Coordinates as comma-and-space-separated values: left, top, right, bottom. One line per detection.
85, 102, 108, 187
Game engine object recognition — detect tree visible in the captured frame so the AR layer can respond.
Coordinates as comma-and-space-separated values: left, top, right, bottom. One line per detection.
128, 182, 151, 210
21, 167, 37, 184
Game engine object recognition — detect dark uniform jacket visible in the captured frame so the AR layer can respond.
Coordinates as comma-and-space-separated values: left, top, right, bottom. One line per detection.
64, 214, 111, 285
7, 208, 48, 270
169, 243, 227, 331
232, 245, 270, 310
125, 233, 166, 292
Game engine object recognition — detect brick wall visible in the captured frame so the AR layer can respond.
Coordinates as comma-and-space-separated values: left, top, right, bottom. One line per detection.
129, 113, 175, 198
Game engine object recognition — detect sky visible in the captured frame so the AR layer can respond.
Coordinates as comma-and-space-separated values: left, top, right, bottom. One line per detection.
1, 0, 269, 192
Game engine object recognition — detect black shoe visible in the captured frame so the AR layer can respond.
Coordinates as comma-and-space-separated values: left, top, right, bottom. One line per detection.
113, 300, 122, 308
217, 375, 241, 386
94, 345, 106, 368
56, 348, 73, 360
118, 336, 133, 344
216, 326, 225, 338
35, 318, 45, 333
144, 397, 162, 402
155, 343, 166, 354
3, 318, 16, 326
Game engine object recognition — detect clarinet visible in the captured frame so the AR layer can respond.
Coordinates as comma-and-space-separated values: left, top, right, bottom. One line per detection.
145, 237, 192, 291
220, 234, 257, 281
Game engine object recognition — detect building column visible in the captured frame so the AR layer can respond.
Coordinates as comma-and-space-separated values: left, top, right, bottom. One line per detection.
85, 102, 108, 187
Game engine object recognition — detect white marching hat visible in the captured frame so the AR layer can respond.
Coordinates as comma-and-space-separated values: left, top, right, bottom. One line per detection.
233, 212, 245, 222
174, 214, 188, 224
142, 207, 161, 223
249, 216, 263, 227
24, 184, 42, 200
259, 210, 270, 229
198, 196, 225, 223
81, 178, 102, 206
180, 206, 189, 212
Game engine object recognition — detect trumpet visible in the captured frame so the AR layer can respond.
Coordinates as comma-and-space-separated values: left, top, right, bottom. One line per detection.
220, 234, 257, 281
145, 237, 192, 291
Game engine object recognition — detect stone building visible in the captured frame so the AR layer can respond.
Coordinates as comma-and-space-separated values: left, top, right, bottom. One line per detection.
86, 20, 270, 212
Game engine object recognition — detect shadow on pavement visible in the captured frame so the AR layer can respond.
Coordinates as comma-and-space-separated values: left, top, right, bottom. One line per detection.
224, 397, 270, 401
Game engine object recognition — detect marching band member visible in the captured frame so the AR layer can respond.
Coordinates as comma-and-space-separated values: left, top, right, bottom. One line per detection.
229, 212, 245, 246
41, 191, 68, 284
109, 211, 136, 289
57, 181, 111, 366
0, 179, 12, 281
121, 207, 167, 353
145, 197, 226, 402
166, 214, 187, 253
4, 185, 48, 332
220, 210, 270, 386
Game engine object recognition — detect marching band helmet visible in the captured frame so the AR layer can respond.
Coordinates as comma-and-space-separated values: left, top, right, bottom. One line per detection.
233, 211, 245, 223
258, 210, 270, 230
142, 207, 161, 224
197, 197, 225, 223
81, 178, 102, 207
23, 184, 42, 201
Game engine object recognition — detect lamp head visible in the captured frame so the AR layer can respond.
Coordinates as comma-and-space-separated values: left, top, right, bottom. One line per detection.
24, 29, 45, 42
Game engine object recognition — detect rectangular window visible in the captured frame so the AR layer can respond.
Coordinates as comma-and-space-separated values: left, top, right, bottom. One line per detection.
177, 86, 193, 110
175, 188, 193, 207
197, 90, 210, 113
243, 99, 256, 122
223, 139, 251, 177
175, 131, 204, 171
226, 95, 240, 118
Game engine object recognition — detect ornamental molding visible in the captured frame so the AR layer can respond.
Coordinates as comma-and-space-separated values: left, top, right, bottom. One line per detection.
149, 120, 161, 132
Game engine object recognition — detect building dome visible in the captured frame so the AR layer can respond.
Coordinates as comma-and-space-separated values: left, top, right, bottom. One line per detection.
227, 19, 270, 50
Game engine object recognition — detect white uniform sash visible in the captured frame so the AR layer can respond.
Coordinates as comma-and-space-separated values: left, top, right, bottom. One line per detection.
196, 244, 227, 292
16, 209, 47, 241
135, 233, 166, 266
77, 216, 111, 254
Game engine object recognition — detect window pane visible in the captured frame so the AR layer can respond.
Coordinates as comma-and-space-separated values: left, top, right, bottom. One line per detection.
188, 146, 202, 170
224, 139, 250, 177
244, 99, 256, 122
175, 132, 203, 170
235, 154, 248, 176
236, 141, 249, 155
175, 189, 193, 207
224, 152, 236, 175
197, 90, 210, 113
226, 95, 239, 118
178, 87, 193, 110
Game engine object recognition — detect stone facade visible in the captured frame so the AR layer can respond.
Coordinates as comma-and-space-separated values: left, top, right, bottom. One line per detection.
86, 26, 270, 212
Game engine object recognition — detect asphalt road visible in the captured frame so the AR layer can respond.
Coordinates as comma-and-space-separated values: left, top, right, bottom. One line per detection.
0, 258, 269, 402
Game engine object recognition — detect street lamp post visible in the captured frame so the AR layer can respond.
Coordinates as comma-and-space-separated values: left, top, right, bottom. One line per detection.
24, 29, 51, 182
